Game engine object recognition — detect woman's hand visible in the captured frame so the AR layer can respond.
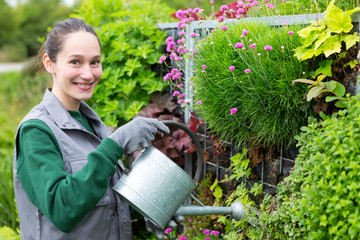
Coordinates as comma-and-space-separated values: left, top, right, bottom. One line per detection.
109, 117, 170, 154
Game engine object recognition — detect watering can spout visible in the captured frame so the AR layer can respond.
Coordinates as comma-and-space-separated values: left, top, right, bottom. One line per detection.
175, 201, 244, 221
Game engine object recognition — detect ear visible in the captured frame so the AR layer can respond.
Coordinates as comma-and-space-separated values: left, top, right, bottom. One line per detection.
43, 53, 55, 73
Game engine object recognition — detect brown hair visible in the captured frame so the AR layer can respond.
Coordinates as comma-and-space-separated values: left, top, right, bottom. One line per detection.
37, 18, 100, 72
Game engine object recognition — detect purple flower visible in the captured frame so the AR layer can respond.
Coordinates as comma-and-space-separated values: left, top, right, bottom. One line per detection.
159, 56, 166, 63
196, 100, 202, 105
203, 229, 210, 236
250, 43, 256, 49
218, 16, 225, 22
244, 68, 251, 74
288, 31, 295, 35
173, 91, 180, 96
190, 33, 197, 38
229, 66, 235, 71
202, 65, 206, 70
179, 31, 186, 36
264, 45, 273, 51
230, 108, 237, 115
235, 42, 244, 48
221, 26, 227, 31
242, 29, 249, 35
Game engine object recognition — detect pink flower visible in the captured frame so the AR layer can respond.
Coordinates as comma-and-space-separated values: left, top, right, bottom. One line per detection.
288, 31, 295, 35
237, 2, 245, 7
173, 91, 180, 96
210, 0, 214, 4
196, 100, 202, 105
283, 21, 288, 26
229, 66, 235, 71
190, 33, 197, 38
242, 29, 249, 35
210, 230, 220, 236
221, 26, 227, 31
179, 31, 186, 36
177, 99, 185, 104
220, 5, 229, 11
250, 43, 256, 49
253, 1, 259, 5
167, 42, 176, 52
237, 8, 246, 14
171, 68, 179, 74
179, 93, 186, 98
179, 237, 187, 240
203, 229, 210, 235
264, 45, 273, 51
159, 56, 166, 63
230, 108, 237, 115
194, 8, 201, 13
177, 83, 183, 87
202, 65, 206, 70
175, 57, 182, 61
177, 39, 184, 45
188, 218, 192, 222
165, 228, 172, 234
163, 73, 172, 82
218, 16, 225, 22
205, 238, 210, 240
267, 4, 275, 9
244, 68, 251, 74
170, 53, 177, 60
166, 37, 173, 43
235, 42, 244, 48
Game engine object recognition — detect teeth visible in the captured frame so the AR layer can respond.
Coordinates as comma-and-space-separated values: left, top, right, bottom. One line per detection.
76, 83, 91, 87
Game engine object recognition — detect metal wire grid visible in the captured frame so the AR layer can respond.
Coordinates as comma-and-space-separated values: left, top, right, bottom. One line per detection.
157, 12, 360, 193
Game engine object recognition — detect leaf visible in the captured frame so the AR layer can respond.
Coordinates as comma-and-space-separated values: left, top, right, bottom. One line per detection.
332, 82, 345, 97
344, 32, 360, 50
325, 2, 353, 33
315, 60, 333, 77
314, 30, 331, 50
325, 81, 337, 91
307, 85, 324, 101
325, 96, 341, 102
123, 58, 142, 77
322, 35, 342, 57
292, 79, 317, 85
346, 7, 360, 16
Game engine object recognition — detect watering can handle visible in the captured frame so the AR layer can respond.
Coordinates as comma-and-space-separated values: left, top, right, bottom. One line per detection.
160, 120, 203, 185
125, 120, 203, 185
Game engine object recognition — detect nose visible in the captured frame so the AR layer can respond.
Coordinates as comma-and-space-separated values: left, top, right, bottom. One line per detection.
80, 64, 93, 80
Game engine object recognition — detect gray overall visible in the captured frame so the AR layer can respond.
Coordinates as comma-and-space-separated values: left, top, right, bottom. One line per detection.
13, 89, 132, 240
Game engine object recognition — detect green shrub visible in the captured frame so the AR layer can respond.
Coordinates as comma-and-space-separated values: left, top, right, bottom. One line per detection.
192, 21, 316, 149
72, 0, 174, 126
0, 71, 50, 230
261, 95, 360, 239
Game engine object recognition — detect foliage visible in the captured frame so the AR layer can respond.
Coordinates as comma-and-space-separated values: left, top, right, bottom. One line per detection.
0, 0, 73, 60
293, 0, 360, 111
259, 95, 360, 239
72, 0, 174, 126
0, 226, 20, 240
188, 21, 315, 149
0, 71, 50, 230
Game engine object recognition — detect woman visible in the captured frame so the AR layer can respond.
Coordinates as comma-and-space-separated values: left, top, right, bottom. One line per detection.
13, 17, 169, 240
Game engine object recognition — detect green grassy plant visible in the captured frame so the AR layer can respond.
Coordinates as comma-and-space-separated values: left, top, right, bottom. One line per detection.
191, 21, 316, 149
72, 0, 174, 127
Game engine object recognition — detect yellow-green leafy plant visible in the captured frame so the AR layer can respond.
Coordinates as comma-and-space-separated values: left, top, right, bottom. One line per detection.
293, 0, 360, 111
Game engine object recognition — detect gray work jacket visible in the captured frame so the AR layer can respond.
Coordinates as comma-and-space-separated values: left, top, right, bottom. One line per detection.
13, 88, 132, 240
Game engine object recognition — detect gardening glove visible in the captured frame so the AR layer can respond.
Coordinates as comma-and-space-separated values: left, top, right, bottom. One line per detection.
145, 215, 185, 240
109, 117, 170, 154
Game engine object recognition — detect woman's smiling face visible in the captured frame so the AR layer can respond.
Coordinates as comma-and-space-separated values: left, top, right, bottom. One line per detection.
44, 31, 102, 111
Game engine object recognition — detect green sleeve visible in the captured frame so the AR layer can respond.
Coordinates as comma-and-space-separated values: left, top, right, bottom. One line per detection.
16, 119, 123, 233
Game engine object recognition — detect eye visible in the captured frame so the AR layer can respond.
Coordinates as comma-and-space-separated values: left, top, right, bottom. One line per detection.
91, 60, 101, 65
70, 60, 80, 65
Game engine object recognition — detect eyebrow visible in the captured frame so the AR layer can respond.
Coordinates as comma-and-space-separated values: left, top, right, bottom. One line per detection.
68, 54, 101, 59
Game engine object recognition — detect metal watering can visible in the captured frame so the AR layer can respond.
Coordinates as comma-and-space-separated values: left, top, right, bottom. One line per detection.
113, 120, 244, 229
